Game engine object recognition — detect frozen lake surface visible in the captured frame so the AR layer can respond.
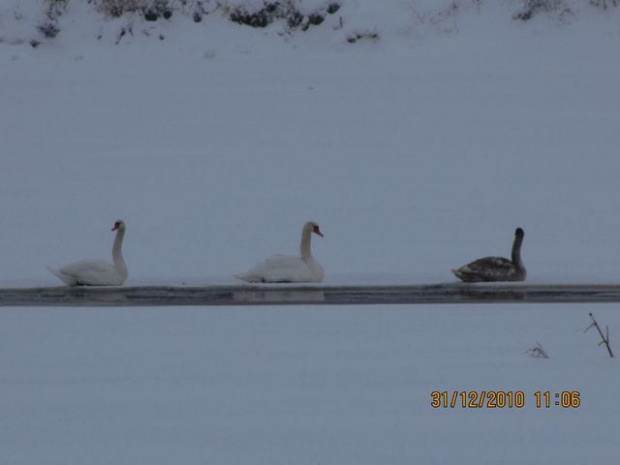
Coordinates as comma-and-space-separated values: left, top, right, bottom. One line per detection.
1, 302, 618, 464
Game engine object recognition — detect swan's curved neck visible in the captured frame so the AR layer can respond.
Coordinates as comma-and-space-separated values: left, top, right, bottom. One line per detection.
511, 235, 524, 269
112, 229, 128, 275
300, 227, 313, 261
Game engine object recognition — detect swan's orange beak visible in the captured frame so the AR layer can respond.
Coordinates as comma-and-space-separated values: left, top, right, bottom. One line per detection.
314, 227, 324, 237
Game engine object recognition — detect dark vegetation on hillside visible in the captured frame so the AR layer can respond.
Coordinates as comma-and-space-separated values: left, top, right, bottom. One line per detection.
228, 1, 340, 31
92, 0, 341, 30
10, 0, 620, 49
514, 0, 619, 21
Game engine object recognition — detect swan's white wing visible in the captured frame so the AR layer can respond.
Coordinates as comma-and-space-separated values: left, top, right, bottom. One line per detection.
236, 255, 318, 283
53, 259, 125, 286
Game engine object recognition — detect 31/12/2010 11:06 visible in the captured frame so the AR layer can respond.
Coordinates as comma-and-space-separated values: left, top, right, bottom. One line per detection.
430, 390, 581, 409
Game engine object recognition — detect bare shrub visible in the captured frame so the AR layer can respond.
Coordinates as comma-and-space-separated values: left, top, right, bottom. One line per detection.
38, 22, 61, 38
513, 0, 573, 21
94, 0, 174, 19
228, 0, 338, 32
95, 0, 146, 18
590, 0, 620, 8
584, 312, 614, 358
46, 0, 69, 21
526, 341, 549, 359
346, 30, 380, 44
37, 0, 68, 40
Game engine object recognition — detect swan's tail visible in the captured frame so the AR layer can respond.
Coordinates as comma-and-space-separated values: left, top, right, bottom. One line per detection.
47, 266, 75, 286
233, 273, 263, 283
47, 266, 61, 279
451, 268, 465, 281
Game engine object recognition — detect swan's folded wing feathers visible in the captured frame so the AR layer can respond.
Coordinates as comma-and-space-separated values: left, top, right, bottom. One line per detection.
58, 259, 123, 286
240, 255, 315, 283
455, 257, 517, 282
47, 267, 77, 286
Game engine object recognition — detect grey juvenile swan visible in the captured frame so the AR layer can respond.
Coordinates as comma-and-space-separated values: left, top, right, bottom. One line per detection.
452, 227, 526, 282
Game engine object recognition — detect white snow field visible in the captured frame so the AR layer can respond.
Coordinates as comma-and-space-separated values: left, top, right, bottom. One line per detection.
1, 0, 620, 463
1, 1, 620, 286
1, 303, 619, 464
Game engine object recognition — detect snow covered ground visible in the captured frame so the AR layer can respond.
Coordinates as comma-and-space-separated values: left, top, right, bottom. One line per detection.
1, 1, 620, 286
1, 303, 619, 464
1, 1, 620, 463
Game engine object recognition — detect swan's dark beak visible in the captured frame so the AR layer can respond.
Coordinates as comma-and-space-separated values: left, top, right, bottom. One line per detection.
314, 227, 324, 237
111, 224, 119, 232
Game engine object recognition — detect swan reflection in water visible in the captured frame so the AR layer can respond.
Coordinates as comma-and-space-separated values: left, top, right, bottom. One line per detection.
233, 288, 326, 304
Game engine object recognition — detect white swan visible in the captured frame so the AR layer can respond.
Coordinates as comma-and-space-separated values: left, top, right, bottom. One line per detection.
48, 220, 129, 286
235, 221, 324, 283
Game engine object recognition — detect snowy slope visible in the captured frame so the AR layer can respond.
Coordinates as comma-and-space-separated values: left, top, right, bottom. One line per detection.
1, 1, 620, 288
